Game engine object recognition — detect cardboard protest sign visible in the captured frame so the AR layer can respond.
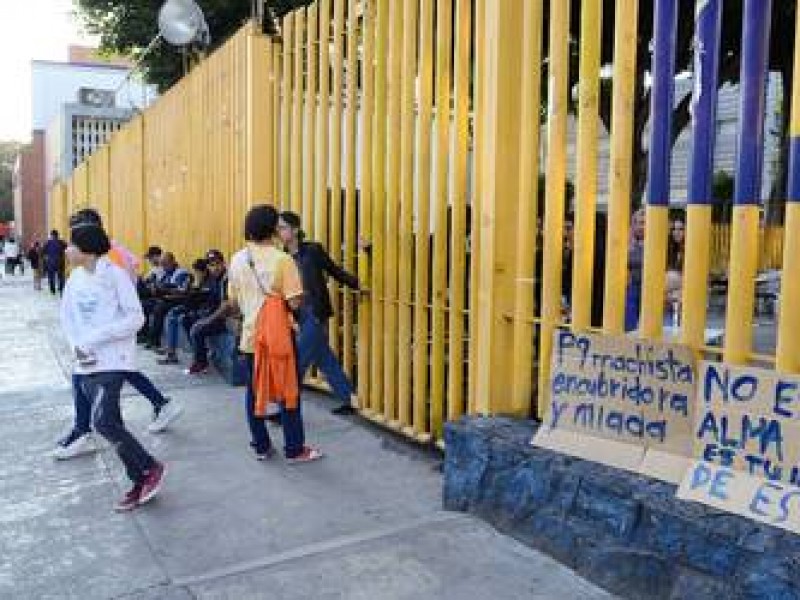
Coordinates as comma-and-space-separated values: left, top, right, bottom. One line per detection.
532, 330, 697, 483
677, 362, 800, 533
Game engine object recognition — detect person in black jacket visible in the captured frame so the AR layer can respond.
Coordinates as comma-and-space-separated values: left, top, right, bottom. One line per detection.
278, 211, 360, 415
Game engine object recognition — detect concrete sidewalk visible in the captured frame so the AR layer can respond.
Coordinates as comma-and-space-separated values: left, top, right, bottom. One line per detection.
0, 275, 612, 600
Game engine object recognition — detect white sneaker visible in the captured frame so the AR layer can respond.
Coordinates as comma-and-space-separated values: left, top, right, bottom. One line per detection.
52, 433, 99, 460
148, 401, 184, 433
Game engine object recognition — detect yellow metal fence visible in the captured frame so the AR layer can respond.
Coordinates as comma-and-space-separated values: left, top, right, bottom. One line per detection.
51, 1, 799, 445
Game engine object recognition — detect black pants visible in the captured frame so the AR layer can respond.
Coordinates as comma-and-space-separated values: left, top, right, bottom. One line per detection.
46, 267, 65, 295
149, 298, 186, 346
81, 372, 157, 485
5, 257, 23, 275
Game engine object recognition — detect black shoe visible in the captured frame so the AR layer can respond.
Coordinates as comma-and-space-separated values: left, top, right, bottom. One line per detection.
332, 404, 356, 416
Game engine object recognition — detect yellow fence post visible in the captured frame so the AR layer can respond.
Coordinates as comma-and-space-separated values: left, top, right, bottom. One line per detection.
445, 0, 472, 423
537, 0, 571, 418
602, 0, 639, 334
571, 0, 602, 334
331, 0, 347, 367
304, 3, 318, 235
291, 10, 304, 215
467, 0, 485, 416
413, 0, 434, 439
430, 0, 452, 436
398, 0, 418, 430
316, 0, 331, 250
776, 5, 800, 374
358, 0, 375, 411
356, 0, 375, 412
247, 23, 272, 206
473, 0, 524, 416
383, 0, 403, 427
511, 0, 543, 414
369, 0, 389, 418
281, 13, 294, 206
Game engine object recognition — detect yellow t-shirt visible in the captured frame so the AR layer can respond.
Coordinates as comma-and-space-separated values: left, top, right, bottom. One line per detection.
228, 243, 303, 353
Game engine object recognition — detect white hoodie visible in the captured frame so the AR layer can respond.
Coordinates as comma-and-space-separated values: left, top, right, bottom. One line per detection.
60, 256, 145, 374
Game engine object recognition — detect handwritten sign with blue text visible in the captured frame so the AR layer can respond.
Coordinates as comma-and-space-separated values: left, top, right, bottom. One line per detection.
533, 330, 697, 483
677, 362, 800, 534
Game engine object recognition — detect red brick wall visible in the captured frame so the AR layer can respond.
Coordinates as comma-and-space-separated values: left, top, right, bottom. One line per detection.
17, 132, 47, 248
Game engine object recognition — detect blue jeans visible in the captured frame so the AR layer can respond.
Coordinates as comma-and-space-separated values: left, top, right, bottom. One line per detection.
81, 372, 156, 484
244, 354, 305, 458
72, 371, 169, 435
625, 282, 641, 333
190, 318, 227, 364
296, 314, 354, 402
164, 306, 187, 351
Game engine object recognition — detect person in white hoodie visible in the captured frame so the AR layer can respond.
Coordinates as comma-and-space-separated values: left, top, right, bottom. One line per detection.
61, 224, 166, 512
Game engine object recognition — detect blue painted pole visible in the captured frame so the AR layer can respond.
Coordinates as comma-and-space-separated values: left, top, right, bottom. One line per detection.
681, 0, 724, 347
646, 0, 678, 207
725, 0, 773, 364
687, 0, 722, 205
734, 0, 772, 207
640, 0, 679, 336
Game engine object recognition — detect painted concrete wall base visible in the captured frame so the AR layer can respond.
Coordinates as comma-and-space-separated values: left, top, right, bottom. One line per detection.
443, 416, 800, 600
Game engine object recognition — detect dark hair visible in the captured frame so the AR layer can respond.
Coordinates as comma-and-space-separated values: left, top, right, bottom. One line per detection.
51, 230, 59, 238
192, 258, 209, 272
69, 208, 102, 228
145, 246, 162, 259
245, 205, 279, 242
206, 249, 225, 263
279, 210, 306, 241
280, 211, 301, 229
71, 224, 111, 256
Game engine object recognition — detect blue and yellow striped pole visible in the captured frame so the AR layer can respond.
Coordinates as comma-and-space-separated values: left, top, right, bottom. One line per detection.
681, 0, 722, 350
724, 0, 772, 365
776, 5, 800, 374
640, 0, 678, 338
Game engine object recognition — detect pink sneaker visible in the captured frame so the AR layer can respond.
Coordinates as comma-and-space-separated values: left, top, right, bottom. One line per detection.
139, 463, 166, 505
114, 484, 143, 512
185, 362, 209, 375
287, 447, 323, 465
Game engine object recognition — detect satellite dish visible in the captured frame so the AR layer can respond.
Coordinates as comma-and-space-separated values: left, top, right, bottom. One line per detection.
158, 0, 210, 47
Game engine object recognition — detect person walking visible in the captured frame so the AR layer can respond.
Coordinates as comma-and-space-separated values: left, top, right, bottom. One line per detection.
278, 211, 360, 415
53, 210, 183, 461
227, 204, 322, 463
4, 237, 22, 275
60, 223, 166, 512
42, 230, 67, 295
27, 239, 43, 290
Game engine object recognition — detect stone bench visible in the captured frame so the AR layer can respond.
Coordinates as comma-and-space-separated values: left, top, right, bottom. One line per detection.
444, 416, 800, 600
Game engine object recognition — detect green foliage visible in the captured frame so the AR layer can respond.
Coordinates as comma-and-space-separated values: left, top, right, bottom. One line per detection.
0, 141, 25, 223
72, 1, 312, 91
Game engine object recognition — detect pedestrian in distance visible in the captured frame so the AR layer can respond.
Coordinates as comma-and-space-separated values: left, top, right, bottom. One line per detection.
42, 230, 67, 295
27, 238, 43, 290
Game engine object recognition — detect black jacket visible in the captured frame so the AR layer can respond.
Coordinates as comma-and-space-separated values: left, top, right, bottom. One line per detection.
292, 241, 359, 322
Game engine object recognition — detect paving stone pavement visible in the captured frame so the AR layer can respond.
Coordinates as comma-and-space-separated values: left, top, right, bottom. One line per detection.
0, 273, 613, 600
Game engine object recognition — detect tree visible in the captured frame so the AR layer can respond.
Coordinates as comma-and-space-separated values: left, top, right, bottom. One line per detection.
0, 142, 25, 223
73, 0, 313, 91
